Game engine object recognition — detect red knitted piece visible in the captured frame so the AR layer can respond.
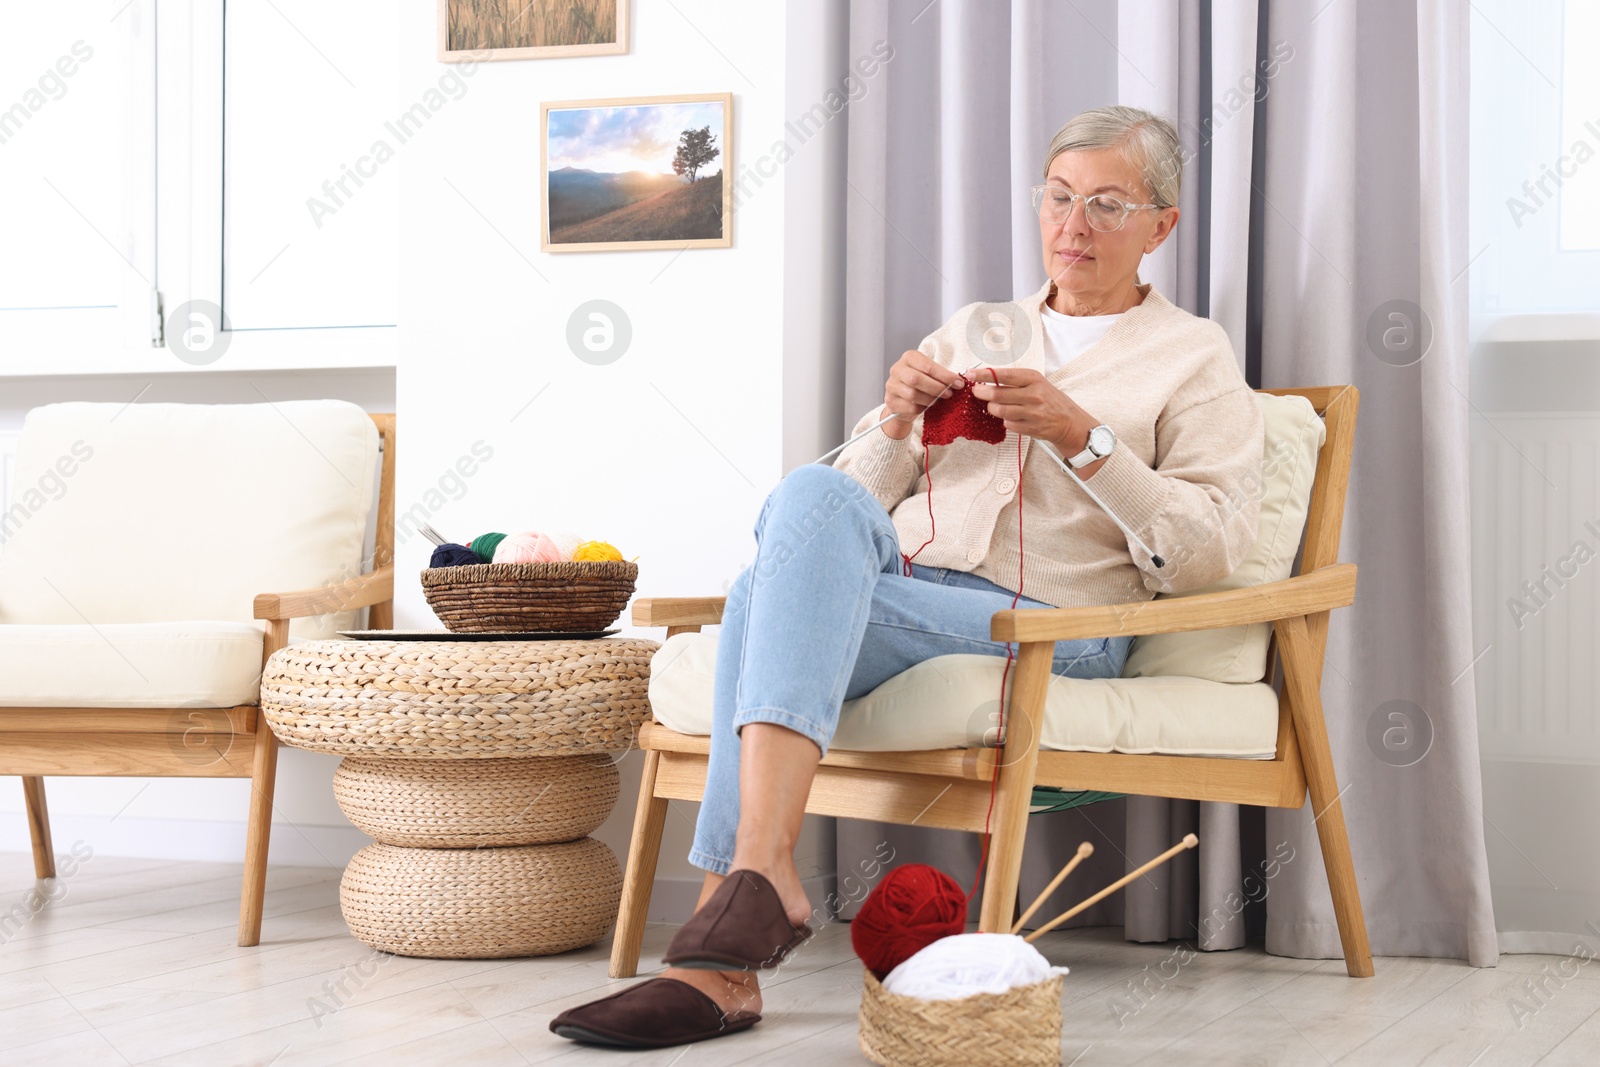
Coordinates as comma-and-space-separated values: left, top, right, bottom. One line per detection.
921, 373, 1007, 446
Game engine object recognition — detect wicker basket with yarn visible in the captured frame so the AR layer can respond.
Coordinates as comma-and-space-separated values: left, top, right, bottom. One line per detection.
421, 560, 638, 633
858, 968, 1063, 1067
332, 755, 619, 848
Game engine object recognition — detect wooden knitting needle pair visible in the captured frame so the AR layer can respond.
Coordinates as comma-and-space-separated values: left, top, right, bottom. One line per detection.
1012, 833, 1199, 943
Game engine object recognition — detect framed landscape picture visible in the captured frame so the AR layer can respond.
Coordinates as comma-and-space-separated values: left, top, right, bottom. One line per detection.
438, 0, 628, 62
540, 93, 733, 253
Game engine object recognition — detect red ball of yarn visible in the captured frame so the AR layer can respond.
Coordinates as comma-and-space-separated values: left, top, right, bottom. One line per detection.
851, 863, 968, 978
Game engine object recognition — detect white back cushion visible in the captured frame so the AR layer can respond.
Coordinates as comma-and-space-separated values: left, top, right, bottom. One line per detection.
0, 401, 378, 639
1120, 392, 1326, 684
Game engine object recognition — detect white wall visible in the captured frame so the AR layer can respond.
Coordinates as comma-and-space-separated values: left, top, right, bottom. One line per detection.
393, 0, 845, 915
2, 1, 855, 920
393, 0, 786, 622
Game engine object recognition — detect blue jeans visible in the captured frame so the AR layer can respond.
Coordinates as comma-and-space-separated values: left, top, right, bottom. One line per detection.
687, 464, 1134, 874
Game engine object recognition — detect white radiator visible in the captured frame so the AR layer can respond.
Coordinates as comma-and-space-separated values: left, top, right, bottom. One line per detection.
1470, 412, 1600, 764
0, 433, 20, 544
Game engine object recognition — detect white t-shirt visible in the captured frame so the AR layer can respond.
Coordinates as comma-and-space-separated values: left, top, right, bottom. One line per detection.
1040, 303, 1122, 372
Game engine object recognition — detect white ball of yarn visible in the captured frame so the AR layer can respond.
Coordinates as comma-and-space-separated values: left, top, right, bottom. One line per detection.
546, 530, 585, 561
881, 933, 1067, 1001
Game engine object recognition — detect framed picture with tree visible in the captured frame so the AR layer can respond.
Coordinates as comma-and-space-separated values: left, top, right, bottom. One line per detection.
540, 93, 733, 253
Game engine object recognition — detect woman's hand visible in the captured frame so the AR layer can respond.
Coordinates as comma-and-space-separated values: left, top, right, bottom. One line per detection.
881, 350, 963, 441
970, 368, 1099, 459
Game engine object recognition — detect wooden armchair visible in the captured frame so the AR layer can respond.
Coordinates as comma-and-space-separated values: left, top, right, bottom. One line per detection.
609, 387, 1371, 979
1, 405, 394, 946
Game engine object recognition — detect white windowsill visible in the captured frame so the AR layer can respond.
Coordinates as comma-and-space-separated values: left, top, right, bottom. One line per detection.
0, 319, 397, 377
1473, 313, 1600, 343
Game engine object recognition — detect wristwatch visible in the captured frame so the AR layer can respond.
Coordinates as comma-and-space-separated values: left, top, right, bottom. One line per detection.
1067, 424, 1115, 468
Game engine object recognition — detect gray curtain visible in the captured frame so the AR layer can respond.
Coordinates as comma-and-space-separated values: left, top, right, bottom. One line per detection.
834, 0, 1497, 966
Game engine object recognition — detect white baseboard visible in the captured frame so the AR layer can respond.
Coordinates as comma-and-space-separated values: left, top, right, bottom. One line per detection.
1499, 929, 1600, 956
3, 815, 840, 930
0, 813, 371, 869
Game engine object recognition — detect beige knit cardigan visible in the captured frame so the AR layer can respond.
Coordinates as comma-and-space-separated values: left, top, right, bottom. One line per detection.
834, 277, 1265, 609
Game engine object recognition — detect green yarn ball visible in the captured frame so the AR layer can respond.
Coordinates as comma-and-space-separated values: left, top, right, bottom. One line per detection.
469, 531, 507, 563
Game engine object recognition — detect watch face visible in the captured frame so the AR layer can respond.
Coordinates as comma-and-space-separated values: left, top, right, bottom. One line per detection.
1089, 425, 1115, 455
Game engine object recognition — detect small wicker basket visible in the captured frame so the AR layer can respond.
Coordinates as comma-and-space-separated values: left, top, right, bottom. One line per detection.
420, 560, 637, 632
858, 968, 1063, 1067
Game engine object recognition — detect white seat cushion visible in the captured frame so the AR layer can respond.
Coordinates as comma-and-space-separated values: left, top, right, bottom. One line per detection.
648, 631, 1279, 758
0, 400, 379, 641
0, 622, 264, 708
1122, 392, 1327, 684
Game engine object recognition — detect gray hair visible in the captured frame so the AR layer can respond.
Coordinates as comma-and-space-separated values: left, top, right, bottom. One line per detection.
1042, 106, 1183, 208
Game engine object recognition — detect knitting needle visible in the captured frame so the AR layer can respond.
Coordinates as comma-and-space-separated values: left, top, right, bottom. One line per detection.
1024, 833, 1198, 943
1025, 262, 1167, 566
417, 522, 448, 546
1032, 437, 1166, 568
1010, 841, 1094, 934
813, 412, 899, 466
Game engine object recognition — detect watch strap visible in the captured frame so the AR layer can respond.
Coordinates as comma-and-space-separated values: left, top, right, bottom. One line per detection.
1067, 442, 1098, 468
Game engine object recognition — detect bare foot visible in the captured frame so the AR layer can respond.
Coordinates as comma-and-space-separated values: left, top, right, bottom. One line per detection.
729, 857, 813, 929
663, 966, 762, 1016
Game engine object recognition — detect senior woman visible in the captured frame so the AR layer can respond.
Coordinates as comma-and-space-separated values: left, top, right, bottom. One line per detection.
551, 105, 1264, 1050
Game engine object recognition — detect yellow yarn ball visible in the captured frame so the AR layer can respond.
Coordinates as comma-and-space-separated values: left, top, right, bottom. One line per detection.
572, 540, 624, 562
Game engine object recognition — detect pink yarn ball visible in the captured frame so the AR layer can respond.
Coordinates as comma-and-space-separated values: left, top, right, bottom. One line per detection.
493, 530, 564, 564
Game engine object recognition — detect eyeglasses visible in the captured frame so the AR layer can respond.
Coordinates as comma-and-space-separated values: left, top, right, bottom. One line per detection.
1030, 184, 1164, 232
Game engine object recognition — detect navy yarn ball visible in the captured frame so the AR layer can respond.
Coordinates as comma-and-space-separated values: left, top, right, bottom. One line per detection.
430, 543, 481, 568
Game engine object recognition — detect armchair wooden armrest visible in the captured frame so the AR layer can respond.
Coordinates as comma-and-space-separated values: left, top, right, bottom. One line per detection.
632, 596, 727, 629
253, 564, 395, 622
990, 563, 1357, 643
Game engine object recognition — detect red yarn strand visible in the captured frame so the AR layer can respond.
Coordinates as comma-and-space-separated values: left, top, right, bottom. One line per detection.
900, 454, 935, 577
882, 367, 1030, 905
969, 428, 1025, 901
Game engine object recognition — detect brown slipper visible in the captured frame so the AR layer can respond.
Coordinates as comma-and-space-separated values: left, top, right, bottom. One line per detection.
662, 869, 814, 972
548, 976, 760, 1048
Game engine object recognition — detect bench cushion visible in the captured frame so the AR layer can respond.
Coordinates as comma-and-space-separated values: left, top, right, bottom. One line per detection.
647, 632, 1279, 758
0, 622, 264, 708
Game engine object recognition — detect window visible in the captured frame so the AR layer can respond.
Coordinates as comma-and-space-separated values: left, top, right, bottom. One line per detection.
0, 8, 125, 311
223, 0, 398, 330
0, 0, 398, 375
1469, 0, 1600, 321
0, 3, 145, 370
1558, 0, 1600, 252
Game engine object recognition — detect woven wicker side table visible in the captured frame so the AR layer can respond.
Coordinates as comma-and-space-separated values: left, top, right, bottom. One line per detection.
261, 637, 658, 959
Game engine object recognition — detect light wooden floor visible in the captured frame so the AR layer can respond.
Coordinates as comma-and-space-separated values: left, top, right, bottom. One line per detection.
1, 853, 1595, 1066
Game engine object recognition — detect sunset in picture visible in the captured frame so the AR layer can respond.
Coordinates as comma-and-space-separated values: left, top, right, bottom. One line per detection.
542, 96, 730, 250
